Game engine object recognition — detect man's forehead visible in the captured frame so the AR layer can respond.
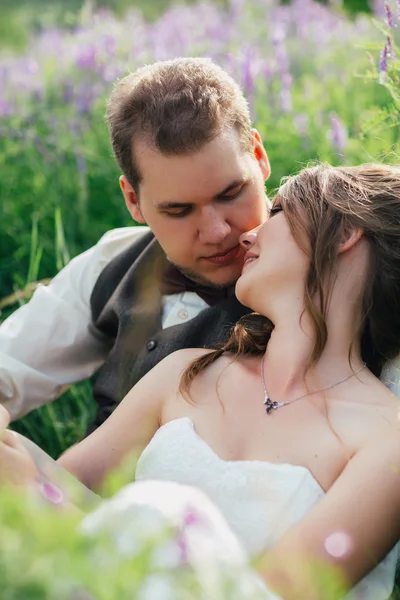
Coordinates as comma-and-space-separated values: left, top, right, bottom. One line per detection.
135, 137, 252, 202
134, 129, 250, 172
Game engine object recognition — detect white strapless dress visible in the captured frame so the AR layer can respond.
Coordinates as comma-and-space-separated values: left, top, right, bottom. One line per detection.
131, 417, 399, 600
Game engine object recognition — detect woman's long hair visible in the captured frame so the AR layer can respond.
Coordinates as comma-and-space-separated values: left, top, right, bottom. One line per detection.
180, 162, 400, 396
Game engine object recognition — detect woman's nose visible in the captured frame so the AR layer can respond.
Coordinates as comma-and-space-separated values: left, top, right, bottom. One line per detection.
239, 227, 260, 250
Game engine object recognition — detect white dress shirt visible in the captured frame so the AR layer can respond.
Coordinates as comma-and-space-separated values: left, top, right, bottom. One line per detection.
0, 227, 207, 420
1, 226, 400, 420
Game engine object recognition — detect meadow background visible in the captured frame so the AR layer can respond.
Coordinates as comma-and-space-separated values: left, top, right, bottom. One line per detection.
1, 0, 399, 457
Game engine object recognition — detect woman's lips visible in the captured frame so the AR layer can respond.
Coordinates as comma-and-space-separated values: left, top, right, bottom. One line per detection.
242, 251, 259, 271
202, 244, 242, 265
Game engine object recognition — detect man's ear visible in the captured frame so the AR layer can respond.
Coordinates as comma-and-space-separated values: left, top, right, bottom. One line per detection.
250, 128, 271, 182
338, 227, 364, 254
119, 176, 146, 224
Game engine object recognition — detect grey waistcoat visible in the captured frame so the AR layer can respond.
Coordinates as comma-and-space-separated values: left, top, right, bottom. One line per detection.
88, 230, 250, 433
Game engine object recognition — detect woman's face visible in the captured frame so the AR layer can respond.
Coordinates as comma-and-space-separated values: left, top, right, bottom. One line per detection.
235, 199, 310, 316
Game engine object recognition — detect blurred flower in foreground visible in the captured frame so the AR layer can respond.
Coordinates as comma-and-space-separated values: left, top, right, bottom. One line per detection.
138, 574, 176, 600
324, 531, 353, 558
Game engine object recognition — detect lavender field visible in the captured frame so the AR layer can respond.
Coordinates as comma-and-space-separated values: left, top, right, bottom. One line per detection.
1, 0, 399, 453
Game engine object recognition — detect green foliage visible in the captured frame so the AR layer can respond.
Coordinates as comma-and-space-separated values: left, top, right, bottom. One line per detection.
0, 485, 201, 600
11, 381, 96, 459
0, 103, 127, 297
0, 481, 358, 600
362, 12, 400, 132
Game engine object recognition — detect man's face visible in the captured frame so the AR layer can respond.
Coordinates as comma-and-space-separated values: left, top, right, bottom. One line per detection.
121, 128, 270, 287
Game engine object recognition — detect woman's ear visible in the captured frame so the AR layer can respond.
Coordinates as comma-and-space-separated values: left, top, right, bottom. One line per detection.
338, 227, 364, 254
119, 176, 146, 224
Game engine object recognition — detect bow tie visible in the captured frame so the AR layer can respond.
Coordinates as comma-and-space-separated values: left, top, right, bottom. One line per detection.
157, 256, 234, 307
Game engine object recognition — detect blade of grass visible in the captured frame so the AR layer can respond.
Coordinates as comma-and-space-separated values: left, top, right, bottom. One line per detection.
26, 214, 43, 285
54, 206, 70, 271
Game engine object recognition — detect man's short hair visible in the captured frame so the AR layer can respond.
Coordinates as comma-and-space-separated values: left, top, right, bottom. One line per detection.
106, 57, 252, 191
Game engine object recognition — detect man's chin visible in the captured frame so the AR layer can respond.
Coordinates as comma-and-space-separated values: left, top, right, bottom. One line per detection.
174, 263, 240, 289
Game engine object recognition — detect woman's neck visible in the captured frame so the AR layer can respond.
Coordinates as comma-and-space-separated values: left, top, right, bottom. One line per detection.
260, 244, 370, 401
261, 297, 364, 403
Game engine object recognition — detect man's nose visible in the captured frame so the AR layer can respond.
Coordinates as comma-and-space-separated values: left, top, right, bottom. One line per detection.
198, 208, 231, 245
239, 226, 260, 250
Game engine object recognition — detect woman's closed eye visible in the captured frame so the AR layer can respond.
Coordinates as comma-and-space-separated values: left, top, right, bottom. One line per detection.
269, 205, 283, 217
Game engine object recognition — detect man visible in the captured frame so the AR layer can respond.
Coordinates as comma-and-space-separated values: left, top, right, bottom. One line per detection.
0, 57, 271, 433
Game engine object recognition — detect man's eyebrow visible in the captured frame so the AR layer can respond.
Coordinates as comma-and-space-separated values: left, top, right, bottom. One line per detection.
214, 179, 245, 199
156, 201, 192, 210
155, 179, 246, 210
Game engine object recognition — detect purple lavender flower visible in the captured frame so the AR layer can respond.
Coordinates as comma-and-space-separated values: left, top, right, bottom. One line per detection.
39, 477, 64, 505
0, 99, 13, 118
176, 534, 188, 564
74, 82, 100, 114
386, 35, 396, 60
241, 48, 255, 98
379, 39, 389, 72
183, 508, 202, 527
328, 113, 348, 152
384, 2, 397, 27
372, 0, 386, 16
76, 45, 98, 70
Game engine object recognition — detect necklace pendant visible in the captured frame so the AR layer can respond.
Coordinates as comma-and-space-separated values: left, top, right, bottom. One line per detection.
264, 396, 281, 414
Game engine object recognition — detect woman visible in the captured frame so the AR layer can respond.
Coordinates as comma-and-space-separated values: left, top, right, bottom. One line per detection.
2, 163, 400, 599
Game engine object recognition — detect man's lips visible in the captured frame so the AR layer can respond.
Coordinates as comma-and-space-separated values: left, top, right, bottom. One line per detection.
201, 244, 242, 265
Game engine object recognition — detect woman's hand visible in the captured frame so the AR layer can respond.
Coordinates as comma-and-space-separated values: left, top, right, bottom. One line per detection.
0, 404, 38, 487
0, 404, 10, 430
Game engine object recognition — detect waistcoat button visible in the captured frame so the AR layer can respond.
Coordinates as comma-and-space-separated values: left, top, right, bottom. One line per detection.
147, 340, 157, 351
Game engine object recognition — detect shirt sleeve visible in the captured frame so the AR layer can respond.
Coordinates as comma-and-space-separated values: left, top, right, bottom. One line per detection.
0, 226, 149, 420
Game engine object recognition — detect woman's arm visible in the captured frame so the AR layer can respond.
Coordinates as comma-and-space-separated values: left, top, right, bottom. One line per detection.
57, 351, 185, 491
258, 430, 400, 599
0, 405, 98, 514
0, 405, 39, 487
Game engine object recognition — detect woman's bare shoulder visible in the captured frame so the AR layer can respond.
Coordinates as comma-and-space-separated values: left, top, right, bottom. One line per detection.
337, 376, 400, 454
361, 377, 400, 428
168, 347, 215, 360
157, 348, 244, 393
158, 348, 216, 371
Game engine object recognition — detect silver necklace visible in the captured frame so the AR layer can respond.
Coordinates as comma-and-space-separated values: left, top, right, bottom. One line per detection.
261, 354, 367, 414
